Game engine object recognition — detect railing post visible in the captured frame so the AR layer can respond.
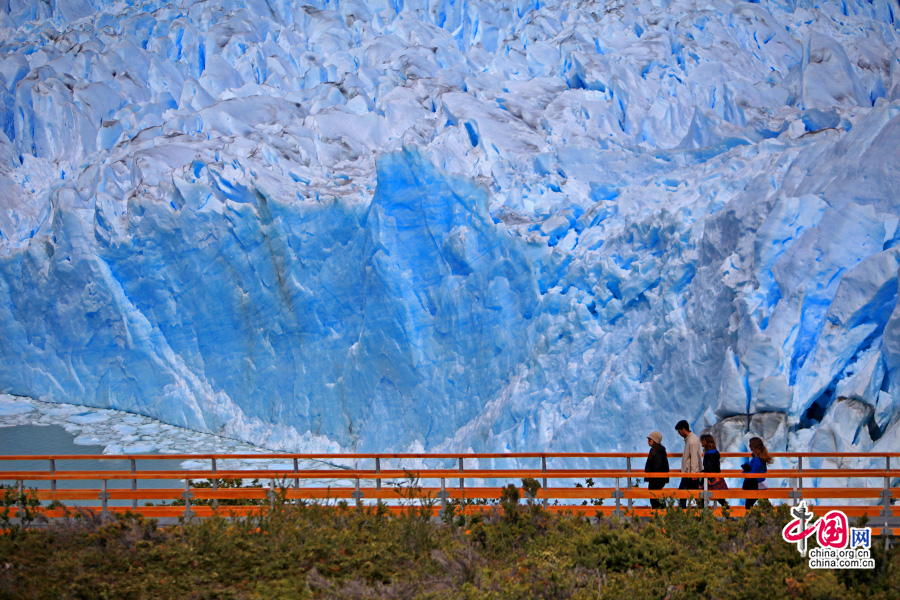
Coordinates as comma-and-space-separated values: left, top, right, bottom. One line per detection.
49, 459, 56, 493
541, 456, 548, 508
131, 458, 138, 510
439, 478, 448, 513
211, 458, 218, 510
626, 456, 633, 510
293, 457, 300, 503
352, 477, 363, 506
376, 457, 381, 491
182, 479, 193, 519
99, 480, 109, 516
458, 457, 464, 492
884, 456, 892, 550
16, 480, 23, 520
703, 476, 709, 509
613, 477, 622, 517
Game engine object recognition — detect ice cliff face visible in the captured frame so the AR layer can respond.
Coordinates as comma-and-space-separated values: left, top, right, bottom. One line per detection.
2, 0, 900, 456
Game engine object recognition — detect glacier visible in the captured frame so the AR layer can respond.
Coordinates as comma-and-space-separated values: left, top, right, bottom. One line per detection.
1, 0, 900, 466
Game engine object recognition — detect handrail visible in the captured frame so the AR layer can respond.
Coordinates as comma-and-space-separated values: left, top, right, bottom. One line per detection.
1, 451, 897, 534
1, 468, 897, 481
2, 451, 899, 461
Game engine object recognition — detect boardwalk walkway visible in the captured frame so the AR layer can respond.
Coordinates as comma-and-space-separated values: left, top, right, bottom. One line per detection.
2, 451, 898, 534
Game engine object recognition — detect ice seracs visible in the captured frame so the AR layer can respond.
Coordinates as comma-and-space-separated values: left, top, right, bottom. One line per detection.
0, 1, 899, 467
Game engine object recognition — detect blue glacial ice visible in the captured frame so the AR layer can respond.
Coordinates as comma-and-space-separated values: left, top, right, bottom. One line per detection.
1, 0, 900, 464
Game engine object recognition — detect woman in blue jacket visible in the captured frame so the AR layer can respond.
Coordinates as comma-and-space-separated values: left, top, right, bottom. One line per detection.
742, 437, 773, 509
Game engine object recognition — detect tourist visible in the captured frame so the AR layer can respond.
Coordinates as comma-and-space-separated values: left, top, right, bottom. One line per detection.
675, 420, 702, 508
700, 433, 729, 508
742, 436, 773, 509
644, 430, 670, 509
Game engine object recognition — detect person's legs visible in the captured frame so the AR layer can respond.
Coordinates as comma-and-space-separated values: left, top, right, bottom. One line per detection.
743, 478, 758, 509
710, 480, 730, 509
649, 482, 665, 509
678, 478, 699, 508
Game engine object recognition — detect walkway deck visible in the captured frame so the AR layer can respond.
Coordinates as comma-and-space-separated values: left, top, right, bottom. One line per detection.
2, 451, 898, 533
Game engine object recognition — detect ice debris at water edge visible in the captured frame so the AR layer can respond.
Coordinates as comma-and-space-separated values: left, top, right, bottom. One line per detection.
0, 393, 295, 471
1, 0, 900, 467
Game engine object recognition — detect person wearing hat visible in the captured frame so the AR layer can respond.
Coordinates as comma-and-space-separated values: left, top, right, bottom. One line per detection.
644, 430, 670, 509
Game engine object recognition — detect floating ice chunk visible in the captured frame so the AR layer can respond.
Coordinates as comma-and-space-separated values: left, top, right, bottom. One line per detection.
68, 412, 111, 425
0, 397, 34, 416
73, 434, 103, 446
123, 442, 156, 454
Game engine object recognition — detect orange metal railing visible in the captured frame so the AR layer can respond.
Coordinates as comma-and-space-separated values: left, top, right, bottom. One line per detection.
1, 451, 898, 534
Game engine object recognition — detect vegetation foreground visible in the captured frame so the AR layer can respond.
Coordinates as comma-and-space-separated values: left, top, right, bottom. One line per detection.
1, 492, 898, 600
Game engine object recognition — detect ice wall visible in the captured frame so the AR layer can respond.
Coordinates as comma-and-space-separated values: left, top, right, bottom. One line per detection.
2, 0, 900, 456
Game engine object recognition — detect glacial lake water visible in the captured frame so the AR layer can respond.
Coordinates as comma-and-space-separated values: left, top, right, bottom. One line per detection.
0, 424, 192, 507
0, 422, 359, 508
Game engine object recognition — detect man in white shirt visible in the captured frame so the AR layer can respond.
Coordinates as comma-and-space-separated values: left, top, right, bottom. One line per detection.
675, 419, 702, 508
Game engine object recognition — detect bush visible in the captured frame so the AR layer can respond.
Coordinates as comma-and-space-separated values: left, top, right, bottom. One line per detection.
1, 499, 897, 599
0, 484, 43, 536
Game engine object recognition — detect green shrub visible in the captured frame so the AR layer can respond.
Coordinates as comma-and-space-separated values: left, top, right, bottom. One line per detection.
1, 498, 898, 599
0, 484, 42, 536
